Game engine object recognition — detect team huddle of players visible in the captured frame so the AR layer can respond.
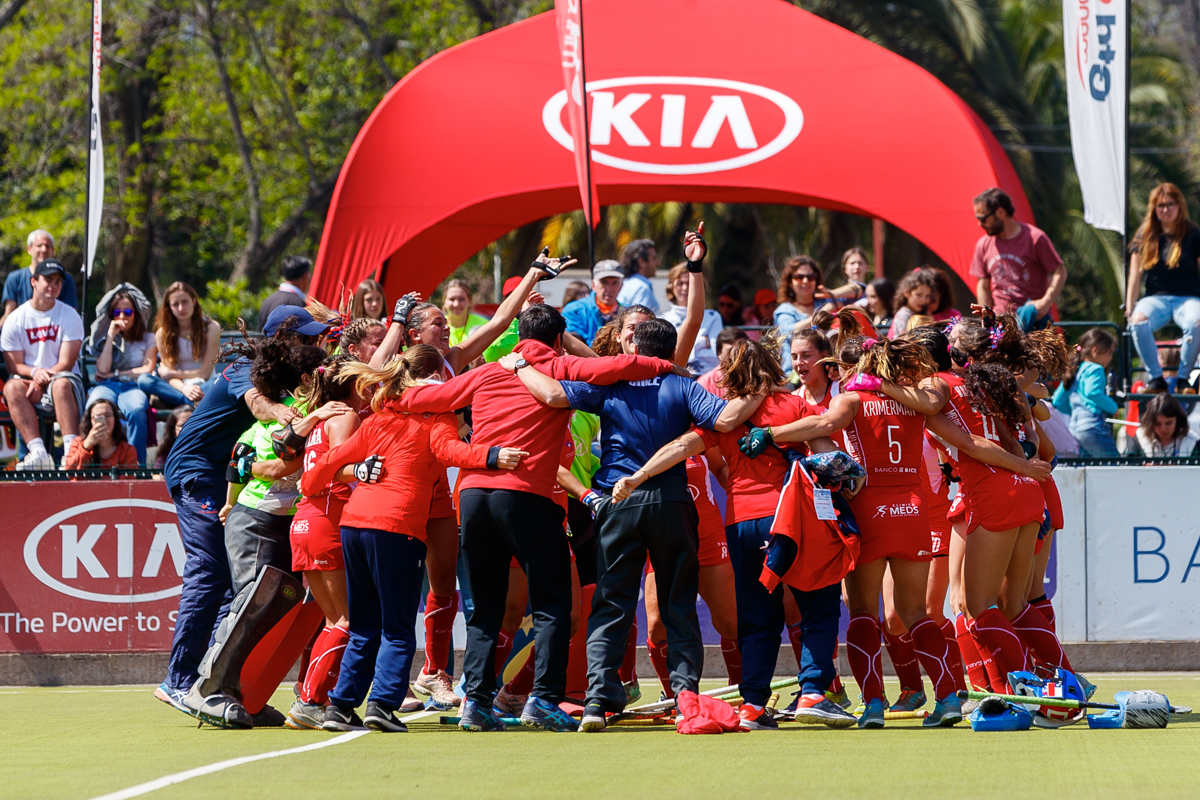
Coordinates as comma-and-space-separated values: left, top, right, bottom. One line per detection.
155, 229, 1084, 734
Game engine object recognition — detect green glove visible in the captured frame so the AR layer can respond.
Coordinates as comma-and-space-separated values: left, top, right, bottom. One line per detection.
738, 427, 774, 459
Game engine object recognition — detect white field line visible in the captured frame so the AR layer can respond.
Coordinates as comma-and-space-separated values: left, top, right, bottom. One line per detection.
87, 731, 369, 800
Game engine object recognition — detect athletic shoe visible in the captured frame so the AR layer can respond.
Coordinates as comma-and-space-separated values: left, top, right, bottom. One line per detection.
579, 699, 607, 733
623, 679, 642, 706
825, 685, 852, 710
520, 696, 580, 732
322, 705, 367, 732
891, 689, 928, 713
738, 705, 779, 731
854, 694, 890, 715
793, 694, 857, 728
399, 689, 423, 713
778, 692, 799, 721
250, 703, 287, 728
857, 698, 886, 729
154, 682, 199, 719
413, 669, 461, 709
16, 450, 53, 471
1076, 673, 1097, 700
286, 700, 325, 730
459, 700, 507, 732
494, 686, 528, 717
185, 688, 252, 729
923, 694, 964, 728
364, 701, 408, 732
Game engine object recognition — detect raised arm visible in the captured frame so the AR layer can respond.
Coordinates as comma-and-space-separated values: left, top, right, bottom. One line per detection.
672, 223, 708, 369
612, 430, 706, 501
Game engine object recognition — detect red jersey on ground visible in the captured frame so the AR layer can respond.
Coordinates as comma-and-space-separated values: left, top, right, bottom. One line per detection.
700, 393, 814, 525
841, 390, 924, 487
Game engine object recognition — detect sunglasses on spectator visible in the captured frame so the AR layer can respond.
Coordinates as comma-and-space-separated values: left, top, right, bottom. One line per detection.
792, 274, 817, 283
111, 308, 135, 318
1157, 201, 1178, 210
975, 211, 996, 223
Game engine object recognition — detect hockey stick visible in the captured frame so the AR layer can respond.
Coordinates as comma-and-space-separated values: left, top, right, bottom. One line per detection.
958, 690, 1189, 714
613, 676, 800, 721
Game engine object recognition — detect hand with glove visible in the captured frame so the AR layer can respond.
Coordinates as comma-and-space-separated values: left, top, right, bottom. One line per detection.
579, 489, 605, 516
683, 221, 707, 273
392, 292, 422, 326
352, 454, 385, 484
531, 247, 579, 281
738, 426, 774, 459
225, 442, 257, 484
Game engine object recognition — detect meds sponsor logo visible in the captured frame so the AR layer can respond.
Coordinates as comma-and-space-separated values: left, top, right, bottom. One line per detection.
543, 76, 803, 175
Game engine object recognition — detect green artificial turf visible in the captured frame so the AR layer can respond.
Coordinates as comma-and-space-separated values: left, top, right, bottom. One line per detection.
3, 676, 1199, 799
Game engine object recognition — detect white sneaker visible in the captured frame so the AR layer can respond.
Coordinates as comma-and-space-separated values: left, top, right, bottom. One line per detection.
16, 450, 54, 471
413, 669, 461, 709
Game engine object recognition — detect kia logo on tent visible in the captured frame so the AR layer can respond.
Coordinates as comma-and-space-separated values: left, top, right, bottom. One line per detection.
23, 499, 185, 604
543, 76, 803, 175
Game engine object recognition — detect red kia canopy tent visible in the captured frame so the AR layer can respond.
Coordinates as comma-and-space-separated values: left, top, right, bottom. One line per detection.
311, 0, 1031, 304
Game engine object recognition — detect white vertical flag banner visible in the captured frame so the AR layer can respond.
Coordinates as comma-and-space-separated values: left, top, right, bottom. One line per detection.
85, 0, 104, 277
1063, 0, 1127, 233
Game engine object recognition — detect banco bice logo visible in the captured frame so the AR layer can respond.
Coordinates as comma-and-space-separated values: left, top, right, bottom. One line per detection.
23, 499, 184, 603
543, 76, 803, 175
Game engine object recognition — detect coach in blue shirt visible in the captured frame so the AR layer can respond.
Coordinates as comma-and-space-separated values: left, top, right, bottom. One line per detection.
504, 317, 762, 729
158, 306, 328, 711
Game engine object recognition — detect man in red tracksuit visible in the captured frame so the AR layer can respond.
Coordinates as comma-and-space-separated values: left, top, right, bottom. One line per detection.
392, 304, 676, 732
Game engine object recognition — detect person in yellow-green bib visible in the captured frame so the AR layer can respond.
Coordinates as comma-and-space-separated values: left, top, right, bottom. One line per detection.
443, 279, 491, 348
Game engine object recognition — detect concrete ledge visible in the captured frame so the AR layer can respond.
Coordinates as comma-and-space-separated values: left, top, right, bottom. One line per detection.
4, 641, 1198, 686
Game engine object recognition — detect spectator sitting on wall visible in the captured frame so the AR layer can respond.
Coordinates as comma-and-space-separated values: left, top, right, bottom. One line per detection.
716, 283, 744, 327
774, 256, 829, 372
62, 397, 139, 470
86, 283, 157, 466
561, 280, 591, 307
138, 281, 221, 409
259, 255, 311, 329
1, 229, 78, 329
970, 187, 1066, 325
1125, 182, 1200, 394
562, 260, 623, 346
1051, 327, 1119, 457
153, 406, 192, 470
350, 278, 387, 322
617, 238, 660, 311
1126, 392, 1198, 457
442, 279, 490, 348
865, 277, 895, 333
696, 327, 749, 397
659, 263, 723, 375
0, 260, 85, 470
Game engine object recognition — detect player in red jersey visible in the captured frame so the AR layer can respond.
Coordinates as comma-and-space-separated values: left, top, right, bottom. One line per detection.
365, 256, 577, 708
618, 338, 856, 730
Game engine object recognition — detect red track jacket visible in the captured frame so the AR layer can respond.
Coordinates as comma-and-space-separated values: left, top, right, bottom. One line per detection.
393, 339, 674, 499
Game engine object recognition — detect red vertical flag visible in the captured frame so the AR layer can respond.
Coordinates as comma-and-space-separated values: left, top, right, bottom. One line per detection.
554, 0, 599, 229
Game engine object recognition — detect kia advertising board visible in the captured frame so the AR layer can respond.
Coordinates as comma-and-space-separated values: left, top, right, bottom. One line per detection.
0, 481, 180, 653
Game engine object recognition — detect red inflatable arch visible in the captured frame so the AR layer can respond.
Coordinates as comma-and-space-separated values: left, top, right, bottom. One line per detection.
311, 0, 1031, 304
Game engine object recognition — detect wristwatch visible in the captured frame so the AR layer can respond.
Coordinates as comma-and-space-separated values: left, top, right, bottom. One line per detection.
512, 356, 529, 370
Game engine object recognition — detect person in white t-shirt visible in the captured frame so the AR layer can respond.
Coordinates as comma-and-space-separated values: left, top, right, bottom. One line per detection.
0, 260, 85, 470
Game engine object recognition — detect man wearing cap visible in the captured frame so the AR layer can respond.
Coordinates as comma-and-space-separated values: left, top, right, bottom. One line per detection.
157, 305, 330, 718
617, 239, 661, 312
562, 260, 624, 347
0, 259, 85, 470
1, 229, 78, 329
258, 255, 312, 331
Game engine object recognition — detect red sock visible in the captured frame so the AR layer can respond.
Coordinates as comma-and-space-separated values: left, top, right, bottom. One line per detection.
507, 645, 535, 695
423, 591, 457, 675
1030, 595, 1056, 635
647, 637, 672, 698
618, 618, 638, 684
720, 637, 742, 686
494, 627, 516, 679
973, 608, 1029, 687
296, 624, 321, 687
846, 615, 884, 703
909, 617, 958, 701
967, 617, 1010, 693
301, 625, 349, 705
882, 627, 924, 692
940, 618, 966, 692
786, 621, 805, 669
954, 615, 990, 692
1011, 603, 1072, 671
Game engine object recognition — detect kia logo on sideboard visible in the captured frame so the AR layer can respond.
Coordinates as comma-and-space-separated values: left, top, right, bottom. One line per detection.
542, 76, 803, 175
23, 499, 184, 604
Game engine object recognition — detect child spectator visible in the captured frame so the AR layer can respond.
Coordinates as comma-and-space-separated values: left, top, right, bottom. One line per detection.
351, 279, 388, 321
560, 280, 591, 307
889, 267, 960, 338
138, 282, 221, 408
865, 277, 895, 333
87, 284, 156, 465
63, 398, 139, 469
153, 407, 193, 470
1126, 393, 1198, 457
1052, 328, 1119, 457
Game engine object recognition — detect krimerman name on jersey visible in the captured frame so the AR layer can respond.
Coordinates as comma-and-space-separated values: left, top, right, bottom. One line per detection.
860, 397, 918, 417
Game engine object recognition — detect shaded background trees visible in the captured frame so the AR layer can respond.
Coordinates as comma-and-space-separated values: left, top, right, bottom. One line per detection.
0, 0, 1195, 322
